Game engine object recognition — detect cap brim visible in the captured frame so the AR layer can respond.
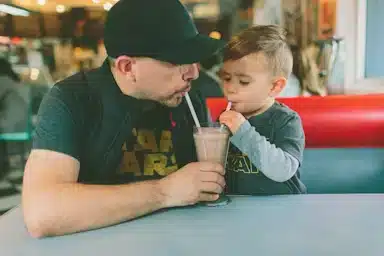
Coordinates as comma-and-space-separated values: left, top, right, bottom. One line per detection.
155, 34, 225, 65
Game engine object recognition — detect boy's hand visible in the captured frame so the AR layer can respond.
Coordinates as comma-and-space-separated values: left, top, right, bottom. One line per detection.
219, 110, 246, 134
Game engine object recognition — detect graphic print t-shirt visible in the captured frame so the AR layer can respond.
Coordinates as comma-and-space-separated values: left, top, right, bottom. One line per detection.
33, 60, 204, 185
117, 105, 179, 182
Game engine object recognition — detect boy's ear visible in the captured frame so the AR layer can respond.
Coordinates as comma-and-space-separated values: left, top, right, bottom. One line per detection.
269, 77, 287, 97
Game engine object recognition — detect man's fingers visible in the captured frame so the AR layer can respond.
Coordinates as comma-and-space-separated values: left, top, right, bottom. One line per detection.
200, 181, 224, 194
200, 172, 226, 188
198, 162, 225, 175
199, 193, 220, 202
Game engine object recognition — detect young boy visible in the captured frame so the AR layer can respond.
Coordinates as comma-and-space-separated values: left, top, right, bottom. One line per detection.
218, 25, 306, 195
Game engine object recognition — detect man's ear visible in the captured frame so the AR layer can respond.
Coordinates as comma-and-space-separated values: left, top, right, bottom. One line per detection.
269, 77, 287, 97
114, 56, 136, 82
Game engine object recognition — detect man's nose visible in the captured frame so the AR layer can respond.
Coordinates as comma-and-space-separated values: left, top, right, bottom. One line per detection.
182, 63, 199, 82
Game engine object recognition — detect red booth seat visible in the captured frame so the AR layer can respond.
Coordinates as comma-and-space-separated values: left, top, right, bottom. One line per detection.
206, 94, 384, 148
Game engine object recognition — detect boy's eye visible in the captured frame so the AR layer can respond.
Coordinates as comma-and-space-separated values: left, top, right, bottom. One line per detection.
239, 80, 250, 86
222, 76, 231, 82
219, 73, 231, 82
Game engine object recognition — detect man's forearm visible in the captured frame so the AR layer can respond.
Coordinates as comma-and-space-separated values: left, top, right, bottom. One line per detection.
23, 180, 167, 238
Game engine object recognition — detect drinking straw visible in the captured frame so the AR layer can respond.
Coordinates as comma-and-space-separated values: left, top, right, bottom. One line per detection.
185, 92, 201, 128
220, 101, 232, 130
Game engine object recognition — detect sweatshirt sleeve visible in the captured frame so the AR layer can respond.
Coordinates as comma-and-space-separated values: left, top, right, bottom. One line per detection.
230, 115, 304, 182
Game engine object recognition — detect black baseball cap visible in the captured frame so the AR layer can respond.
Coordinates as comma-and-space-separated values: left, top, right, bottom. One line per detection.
104, 0, 224, 65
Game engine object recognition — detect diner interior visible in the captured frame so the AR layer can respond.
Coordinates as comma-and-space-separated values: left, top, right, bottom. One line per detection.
0, 0, 383, 255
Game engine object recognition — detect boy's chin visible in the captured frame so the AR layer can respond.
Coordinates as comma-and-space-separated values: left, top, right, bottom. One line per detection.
233, 102, 267, 116
232, 102, 257, 112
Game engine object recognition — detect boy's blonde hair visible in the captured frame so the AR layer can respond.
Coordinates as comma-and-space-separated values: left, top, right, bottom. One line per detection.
223, 25, 293, 78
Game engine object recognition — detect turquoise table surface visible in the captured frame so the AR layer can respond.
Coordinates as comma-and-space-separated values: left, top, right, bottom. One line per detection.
0, 195, 383, 256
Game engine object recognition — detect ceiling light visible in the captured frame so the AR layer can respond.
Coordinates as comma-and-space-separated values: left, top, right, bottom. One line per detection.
37, 0, 46, 6
92, 0, 100, 3
56, 5, 65, 13
209, 31, 221, 40
0, 4, 30, 16
103, 2, 112, 11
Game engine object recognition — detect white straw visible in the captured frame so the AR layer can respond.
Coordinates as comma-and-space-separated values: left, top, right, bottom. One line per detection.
221, 101, 232, 130
225, 101, 232, 112
185, 92, 201, 128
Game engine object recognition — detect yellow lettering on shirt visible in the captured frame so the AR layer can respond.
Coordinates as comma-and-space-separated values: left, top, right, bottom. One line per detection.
159, 131, 173, 152
135, 129, 158, 152
249, 157, 259, 174
120, 129, 178, 177
143, 154, 177, 176
237, 157, 250, 173
120, 151, 141, 176
228, 153, 259, 174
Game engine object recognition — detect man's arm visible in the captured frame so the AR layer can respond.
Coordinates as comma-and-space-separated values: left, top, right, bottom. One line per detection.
22, 150, 225, 238
23, 85, 225, 238
22, 150, 166, 238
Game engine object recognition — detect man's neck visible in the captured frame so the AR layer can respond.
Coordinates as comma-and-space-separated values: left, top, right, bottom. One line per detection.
110, 65, 138, 98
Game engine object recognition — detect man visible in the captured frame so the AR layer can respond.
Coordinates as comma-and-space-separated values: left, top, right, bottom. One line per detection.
22, 0, 225, 238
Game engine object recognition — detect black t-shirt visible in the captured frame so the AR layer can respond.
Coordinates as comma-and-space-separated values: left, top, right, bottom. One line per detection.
33, 61, 207, 184
225, 102, 306, 195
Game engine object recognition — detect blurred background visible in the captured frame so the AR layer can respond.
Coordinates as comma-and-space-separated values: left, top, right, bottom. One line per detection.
0, 0, 381, 212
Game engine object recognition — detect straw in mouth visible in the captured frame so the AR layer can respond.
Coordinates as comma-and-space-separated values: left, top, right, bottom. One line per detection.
225, 101, 232, 112
220, 101, 232, 130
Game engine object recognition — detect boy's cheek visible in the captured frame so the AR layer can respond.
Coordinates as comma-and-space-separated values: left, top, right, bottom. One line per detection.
231, 102, 244, 113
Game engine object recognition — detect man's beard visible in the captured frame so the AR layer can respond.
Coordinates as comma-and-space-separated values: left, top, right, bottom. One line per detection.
159, 94, 183, 108
134, 90, 184, 108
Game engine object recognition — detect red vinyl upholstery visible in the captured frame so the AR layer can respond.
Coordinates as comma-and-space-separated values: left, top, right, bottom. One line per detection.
206, 94, 384, 148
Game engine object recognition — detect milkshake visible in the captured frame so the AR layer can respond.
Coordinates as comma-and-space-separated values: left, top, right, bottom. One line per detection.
193, 123, 230, 206
193, 127, 230, 166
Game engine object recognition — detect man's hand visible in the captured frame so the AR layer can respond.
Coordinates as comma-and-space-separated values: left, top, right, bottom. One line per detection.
219, 110, 246, 134
159, 162, 225, 208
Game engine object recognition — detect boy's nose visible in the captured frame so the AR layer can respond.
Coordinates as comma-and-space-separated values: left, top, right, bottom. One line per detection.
224, 82, 237, 94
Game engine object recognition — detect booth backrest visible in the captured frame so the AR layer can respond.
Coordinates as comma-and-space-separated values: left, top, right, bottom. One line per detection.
206, 95, 384, 193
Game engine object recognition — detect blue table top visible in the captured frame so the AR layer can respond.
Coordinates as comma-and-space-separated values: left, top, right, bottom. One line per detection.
0, 194, 383, 256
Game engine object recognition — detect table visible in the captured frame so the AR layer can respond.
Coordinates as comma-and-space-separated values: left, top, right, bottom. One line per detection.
0, 195, 383, 256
